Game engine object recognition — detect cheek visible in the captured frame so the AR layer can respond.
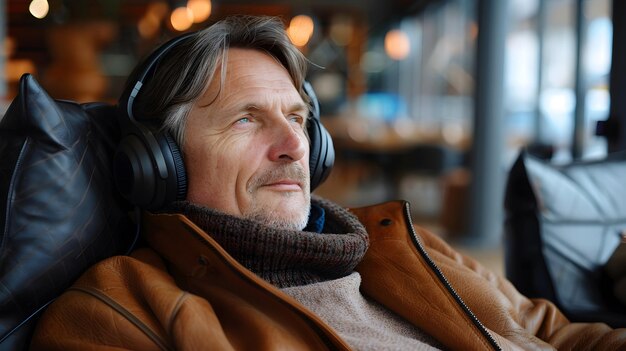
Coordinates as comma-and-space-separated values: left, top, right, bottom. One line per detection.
183, 137, 260, 211
184, 142, 233, 205
185, 134, 242, 177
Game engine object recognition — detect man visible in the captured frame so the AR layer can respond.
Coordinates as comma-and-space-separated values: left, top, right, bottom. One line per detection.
31, 15, 625, 350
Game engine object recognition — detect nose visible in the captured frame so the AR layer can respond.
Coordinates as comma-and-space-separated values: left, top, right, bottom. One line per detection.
268, 118, 307, 163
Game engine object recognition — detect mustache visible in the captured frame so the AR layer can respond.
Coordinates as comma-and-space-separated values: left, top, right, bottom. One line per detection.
248, 164, 309, 191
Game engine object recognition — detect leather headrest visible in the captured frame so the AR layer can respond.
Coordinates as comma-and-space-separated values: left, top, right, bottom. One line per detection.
0, 74, 136, 348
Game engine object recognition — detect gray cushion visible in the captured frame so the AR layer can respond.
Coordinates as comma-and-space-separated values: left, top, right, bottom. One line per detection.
505, 151, 626, 327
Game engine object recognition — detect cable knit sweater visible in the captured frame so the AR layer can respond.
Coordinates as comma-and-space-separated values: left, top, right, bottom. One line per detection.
168, 196, 441, 350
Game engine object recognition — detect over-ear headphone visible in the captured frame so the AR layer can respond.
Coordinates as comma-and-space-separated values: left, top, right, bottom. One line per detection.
114, 31, 334, 210
303, 80, 335, 194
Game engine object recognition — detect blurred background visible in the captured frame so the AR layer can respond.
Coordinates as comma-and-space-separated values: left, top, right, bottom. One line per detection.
1, 0, 625, 274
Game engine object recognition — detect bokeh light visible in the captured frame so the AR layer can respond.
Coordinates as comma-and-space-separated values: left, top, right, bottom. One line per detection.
29, 0, 49, 19
187, 0, 211, 23
384, 29, 411, 60
170, 6, 194, 32
287, 15, 315, 47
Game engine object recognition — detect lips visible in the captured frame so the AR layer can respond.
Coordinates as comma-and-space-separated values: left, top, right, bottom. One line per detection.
262, 179, 303, 191
248, 165, 309, 193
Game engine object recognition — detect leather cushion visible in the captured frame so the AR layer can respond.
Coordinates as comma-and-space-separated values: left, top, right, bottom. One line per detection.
0, 74, 135, 347
505, 151, 626, 327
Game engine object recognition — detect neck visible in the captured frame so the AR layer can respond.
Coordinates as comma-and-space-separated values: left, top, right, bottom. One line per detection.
165, 196, 369, 287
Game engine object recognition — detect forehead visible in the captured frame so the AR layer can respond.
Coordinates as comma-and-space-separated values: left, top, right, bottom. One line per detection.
202, 48, 302, 106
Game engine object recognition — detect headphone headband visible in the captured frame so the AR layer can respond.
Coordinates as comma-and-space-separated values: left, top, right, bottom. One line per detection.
122, 32, 197, 121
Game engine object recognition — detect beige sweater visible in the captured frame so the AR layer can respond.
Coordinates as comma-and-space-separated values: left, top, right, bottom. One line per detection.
283, 272, 443, 351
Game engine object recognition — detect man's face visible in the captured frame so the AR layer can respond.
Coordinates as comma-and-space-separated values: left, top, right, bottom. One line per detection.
184, 48, 311, 230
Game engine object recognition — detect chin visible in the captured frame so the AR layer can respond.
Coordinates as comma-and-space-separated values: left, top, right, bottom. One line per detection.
268, 215, 309, 231
245, 193, 311, 230
245, 209, 309, 231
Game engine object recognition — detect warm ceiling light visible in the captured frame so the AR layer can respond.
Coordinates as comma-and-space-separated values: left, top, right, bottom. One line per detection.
187, 0, 211, 23
384, 29, 410, 60
287, 15, 314, 47
138, 14, 160, 38
170, 6, 194, 32
138, 2, 169, 38
29, 0, 49, 19
148, 2, 170, 19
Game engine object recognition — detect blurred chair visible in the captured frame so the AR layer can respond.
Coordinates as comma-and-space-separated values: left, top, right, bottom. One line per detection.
504, 150, 626, 327
525, 142, 555, 161
0, 75, 136, 350
396, 144, 466, 221
397, 144, 466, 175
439, 168, 471, 238
337, 142, 465, 209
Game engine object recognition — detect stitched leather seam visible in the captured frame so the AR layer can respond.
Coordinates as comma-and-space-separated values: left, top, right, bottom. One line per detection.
0, 298, 53, 343
2, 138, 29, 247
69, 286, 172, 351
167, 291, 189, 336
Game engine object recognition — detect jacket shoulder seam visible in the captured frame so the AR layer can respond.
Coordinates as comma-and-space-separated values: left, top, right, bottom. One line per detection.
69, 286, 173, 351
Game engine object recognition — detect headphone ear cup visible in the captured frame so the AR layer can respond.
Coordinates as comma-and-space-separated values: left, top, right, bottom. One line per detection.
157, 132, 187, 203
307, 116, 335, 191
303, 80, 334, 191
113, 128, 187, 210
113, 133, 158, 208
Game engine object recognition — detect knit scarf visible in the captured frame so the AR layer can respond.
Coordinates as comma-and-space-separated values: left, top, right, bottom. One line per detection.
165, 196, 369, 288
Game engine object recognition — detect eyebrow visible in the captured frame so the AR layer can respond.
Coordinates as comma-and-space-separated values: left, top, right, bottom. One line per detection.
240, 103, 310, 114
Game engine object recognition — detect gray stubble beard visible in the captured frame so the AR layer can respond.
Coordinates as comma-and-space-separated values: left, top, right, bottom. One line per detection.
244, 164, 311, 230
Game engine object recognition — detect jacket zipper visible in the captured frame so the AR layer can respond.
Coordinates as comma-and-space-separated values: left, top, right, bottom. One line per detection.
402, 203, 501, 351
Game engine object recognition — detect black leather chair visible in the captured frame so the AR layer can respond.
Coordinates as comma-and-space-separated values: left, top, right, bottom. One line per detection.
0, 75, 136, 350
504, 150, 626, 328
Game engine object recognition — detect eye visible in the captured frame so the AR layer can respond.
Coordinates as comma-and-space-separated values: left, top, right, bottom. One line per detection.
231, 116, 254, 130
288, 114, 305, 127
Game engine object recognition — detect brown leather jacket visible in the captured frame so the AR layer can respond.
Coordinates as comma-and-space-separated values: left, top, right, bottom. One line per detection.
31, 201, 626, 350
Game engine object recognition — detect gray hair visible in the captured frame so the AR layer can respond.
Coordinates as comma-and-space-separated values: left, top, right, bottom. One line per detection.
129, 15, 309, 147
